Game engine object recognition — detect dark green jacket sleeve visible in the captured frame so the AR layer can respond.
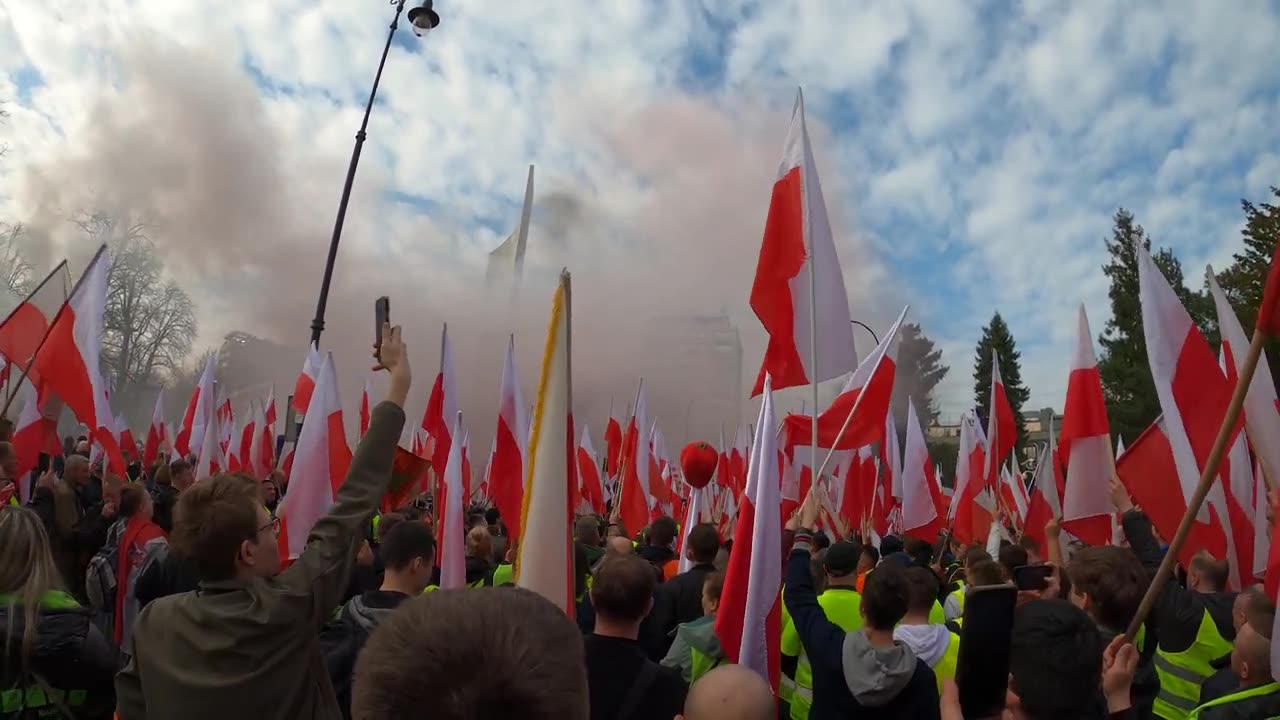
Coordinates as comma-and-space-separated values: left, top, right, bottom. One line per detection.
277, 401, 405, 627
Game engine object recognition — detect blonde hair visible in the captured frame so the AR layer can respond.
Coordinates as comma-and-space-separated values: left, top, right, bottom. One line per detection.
0, 506, 65, 669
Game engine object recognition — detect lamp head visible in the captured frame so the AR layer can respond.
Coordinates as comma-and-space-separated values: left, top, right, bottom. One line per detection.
407, 0, 440, 36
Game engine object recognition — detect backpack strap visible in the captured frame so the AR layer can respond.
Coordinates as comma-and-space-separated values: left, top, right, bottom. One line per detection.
616, 660, 660, 720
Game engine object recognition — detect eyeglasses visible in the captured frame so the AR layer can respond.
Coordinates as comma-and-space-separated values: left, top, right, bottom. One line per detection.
258, 516, 281, 537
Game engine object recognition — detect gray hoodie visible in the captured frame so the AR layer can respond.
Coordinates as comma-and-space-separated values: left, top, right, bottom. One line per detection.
840, 631, 919, 707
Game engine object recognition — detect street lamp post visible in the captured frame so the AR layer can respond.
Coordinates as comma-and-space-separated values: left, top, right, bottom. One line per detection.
309, 0, 442, 347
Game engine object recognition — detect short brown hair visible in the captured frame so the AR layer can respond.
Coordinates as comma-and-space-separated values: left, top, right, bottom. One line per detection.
119, 483, 149, 518
590, 554, 656, 622
703, 572, 725, 604
967, 559, 1006, 586
1067, 546, 1146, 631
169, 459, 192, 477
171, 473, 262, 581
352, 587, 587, 719
1190, 551, 1229, 591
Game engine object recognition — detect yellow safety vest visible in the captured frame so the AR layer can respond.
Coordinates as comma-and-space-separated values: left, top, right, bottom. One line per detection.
781, 587, 864, 720
933, 632, 961, 694
1153, 611, 1233, 720
929, 600, 946, 625
492, 562, 514, 586
1187, 680, 1280, 719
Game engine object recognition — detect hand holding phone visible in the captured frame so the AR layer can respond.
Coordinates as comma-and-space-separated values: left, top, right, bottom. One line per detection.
956, 584, 1017, 718
375, 296, 391, 361
1013, 564, 1054, 592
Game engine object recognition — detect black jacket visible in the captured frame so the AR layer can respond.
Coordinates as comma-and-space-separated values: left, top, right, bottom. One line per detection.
0, 594, 118, 719
318, 590, 410, 720
150, 484, 180, 534
1195, 682, 1280, 719
784, 542, 941, 720
639, 563, 716, 660
133, 542, 200, 609
584, 635, 686, 720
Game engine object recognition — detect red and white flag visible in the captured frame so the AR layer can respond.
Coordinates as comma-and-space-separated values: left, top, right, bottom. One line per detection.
439, 412, 467, 590
217, 397, 234, 455
143, 389, 166, 469
604, 402, 624, 481
277, 352, 351, 559
12, 382, 60, 501
422, 324, 459, 490
716, 373, 782, 689
515, 273, 575, 612
901, 399, 944, 541
292, 345, 322, 416
749, 89, 855, 396
0, 260, 71, 385
490, 334, 528, 540
175, 353, 216, 457
677, 486, 709, 574
1136, 239, 1240, 533
1059, 306, 1115, 546
783, 307, 907, 450
983, 351, 1018, 490
617, 380, 652, 536
31, 246, 124, 476
577, 426, 605, 516
260, 387, 277, 474
1208, 268, 1280, 491
359, 377, 373, 439
949, 412, 993, 546
194, 409, 225, 480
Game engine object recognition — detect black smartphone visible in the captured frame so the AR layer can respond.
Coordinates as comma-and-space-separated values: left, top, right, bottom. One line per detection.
36, 452, 50, 475
1013, 564, 1053, 592
956, 584, 1017, 718
375, 296, 391, 361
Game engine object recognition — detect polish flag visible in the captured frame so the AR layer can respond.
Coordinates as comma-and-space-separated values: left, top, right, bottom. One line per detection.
1024, 422, 1065, 557
783, 307, 907, 450
901, 399, 944, 541
1208, 268, 1280, 492
515, 272, 575, 612
999, 464, 1029, 531
1136, 239, 1241, 532
577, 426, 605, 516
12, 382, 61, 501
677, 485, 709, 574
226, 413, 245, 473
438, 412, 467, 589
31, 245, 124, 476
617, 381, 652, 537
175, 353, 217, 456
142, 390, 166, 469
194, 409, 225, 480
949, 413, 993, 546
1059, 306, 1115, 546
360, 377, 373, 439
1222, 407, 1256, 586
217, 397, 234, 455
422, 324, 459, 490
716, 373, 782, 689
277, 353, 351, 559
881, 411, 903, 521
604, 404, 624, 480
460, 431, 473, 503
1255, 235, 1280, 337
118, 420, 139, 467
1253, 458, 1269, 583
748, 89, 855, 396
0, 260, 71, 385
490, 334, 528, 541
983, 351, 1018, 490
291, 345, 322, 416
261, 387, 277, 472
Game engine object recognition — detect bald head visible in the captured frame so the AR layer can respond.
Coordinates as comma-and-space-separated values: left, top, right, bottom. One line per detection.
679, 665, 774, 720
606, 536, 634, 556
1231, 620, 1273, 685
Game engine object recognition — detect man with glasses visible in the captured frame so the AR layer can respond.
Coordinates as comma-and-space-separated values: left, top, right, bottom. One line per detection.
116, 324, 413, 720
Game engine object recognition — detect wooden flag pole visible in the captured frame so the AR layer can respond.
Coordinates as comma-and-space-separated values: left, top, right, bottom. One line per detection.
1124, 328, 1265, 641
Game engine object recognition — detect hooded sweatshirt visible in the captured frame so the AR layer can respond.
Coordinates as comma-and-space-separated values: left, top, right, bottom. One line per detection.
893, 623, 952, 668
783, 534, 941, 720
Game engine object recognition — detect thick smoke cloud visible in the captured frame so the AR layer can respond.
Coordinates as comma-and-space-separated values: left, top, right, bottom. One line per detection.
12, 37, 896, 452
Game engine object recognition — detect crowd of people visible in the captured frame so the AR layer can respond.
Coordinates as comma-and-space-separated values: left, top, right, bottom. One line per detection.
1, 326, 1278, 719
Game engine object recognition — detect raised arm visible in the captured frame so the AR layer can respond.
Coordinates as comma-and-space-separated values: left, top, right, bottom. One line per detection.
277, 324, 411, 625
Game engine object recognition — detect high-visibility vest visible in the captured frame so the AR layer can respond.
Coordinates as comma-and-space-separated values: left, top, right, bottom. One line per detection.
1187, 680, 1280, 719
689, 645, 727, 683
949, 584, 966, 617
1153, 611, 1234, 719
929, 600, 946, 625
781, 587, 864, 720
492, 562, 514, 586
932, 632, 961, 694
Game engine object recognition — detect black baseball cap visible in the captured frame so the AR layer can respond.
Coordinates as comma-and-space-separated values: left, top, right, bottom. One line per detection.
824, 541, 861, 577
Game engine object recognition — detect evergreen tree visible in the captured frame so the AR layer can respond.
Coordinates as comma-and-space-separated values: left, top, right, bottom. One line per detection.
1216, 187, 1280, 323
1097, 208, 1210, 443
972, 311, 1032, 452
890, 323, 949, 442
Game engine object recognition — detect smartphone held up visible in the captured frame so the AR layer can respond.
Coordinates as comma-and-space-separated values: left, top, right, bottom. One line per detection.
375, 296, 391, 362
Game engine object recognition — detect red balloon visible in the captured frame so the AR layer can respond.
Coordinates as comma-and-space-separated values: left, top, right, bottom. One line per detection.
680, 441, 718, 488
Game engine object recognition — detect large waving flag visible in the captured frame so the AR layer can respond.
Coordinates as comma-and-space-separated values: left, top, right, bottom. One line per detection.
0, 260, 71, 385
604, 401, 624, 480
260, 386, 277, 474
422, 324, 459, 489
1059, 306, 1115, 546
716, 373, 782, 689
516, 271, 575, 612
577, 426, 605, 516
783, 306, 907, 450
439, 412, 467, 590
277, 353, 351, 559
617, 380, 651, 536
749, 89, 855, 396
901, 399, 943, 541
1136, 240, 1239, 536
143, 389, 166, 468
31, 246, 123, 475
983, 351, 1018, 490
491, 334, 528, 540
291, 345, 322, 416
12, 382, 60, 501
194, 408, 225, 480
176, 353, 217, 457
949, 412, 992, 546
1208, 268, 1280, 490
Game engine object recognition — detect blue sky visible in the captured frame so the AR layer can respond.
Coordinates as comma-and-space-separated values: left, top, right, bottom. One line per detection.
2, 0, 1280, 426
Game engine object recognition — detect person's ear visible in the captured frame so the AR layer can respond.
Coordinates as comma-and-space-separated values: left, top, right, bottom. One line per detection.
238, 538, 256, 569
685, 545, 695, 562
1239, 660, 1251, 681
644, 596, 655, 619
